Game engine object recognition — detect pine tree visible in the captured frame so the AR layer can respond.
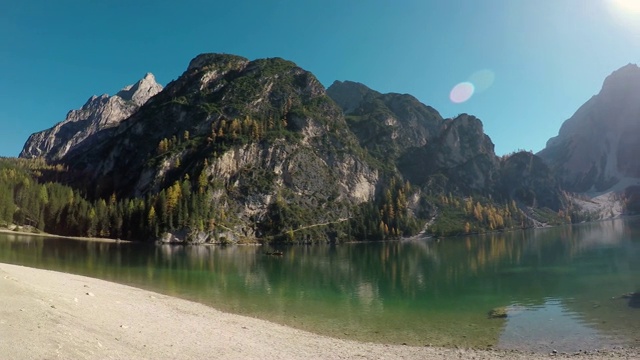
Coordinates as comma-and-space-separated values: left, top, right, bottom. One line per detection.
198, 171, 208, 194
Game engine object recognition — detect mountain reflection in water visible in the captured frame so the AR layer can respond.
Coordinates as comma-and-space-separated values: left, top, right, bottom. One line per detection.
1, 217, 639, 351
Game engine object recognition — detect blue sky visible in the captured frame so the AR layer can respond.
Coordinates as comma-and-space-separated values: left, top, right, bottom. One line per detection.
1, 0, 639, 157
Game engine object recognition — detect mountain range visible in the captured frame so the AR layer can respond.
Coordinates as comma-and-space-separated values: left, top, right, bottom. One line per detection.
15, 54, 640, 242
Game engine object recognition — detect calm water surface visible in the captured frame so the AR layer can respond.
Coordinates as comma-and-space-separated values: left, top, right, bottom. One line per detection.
1, 218, 639, 352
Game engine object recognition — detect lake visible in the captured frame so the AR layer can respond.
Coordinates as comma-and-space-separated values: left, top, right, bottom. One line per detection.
1, 217, 639, 352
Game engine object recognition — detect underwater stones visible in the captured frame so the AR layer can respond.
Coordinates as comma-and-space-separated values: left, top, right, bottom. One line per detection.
488, 307, 508, 319
626, 292, 640, 308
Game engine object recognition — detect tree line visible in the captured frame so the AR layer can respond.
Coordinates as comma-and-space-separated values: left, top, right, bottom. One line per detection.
0, 158, 225, 241
0, 155, 577, 243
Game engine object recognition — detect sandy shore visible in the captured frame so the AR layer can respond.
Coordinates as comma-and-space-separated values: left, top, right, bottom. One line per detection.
0, 263, 637, 360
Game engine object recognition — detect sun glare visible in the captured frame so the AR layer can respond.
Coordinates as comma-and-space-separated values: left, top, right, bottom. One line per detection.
610, 0, 640, 14
607, 0, 640, 31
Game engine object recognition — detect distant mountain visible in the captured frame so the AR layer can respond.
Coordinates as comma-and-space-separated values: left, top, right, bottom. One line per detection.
328, 82, 499, 194
20, 73, 163, 161
329, 81, 566, 213
538, 64, 640, 193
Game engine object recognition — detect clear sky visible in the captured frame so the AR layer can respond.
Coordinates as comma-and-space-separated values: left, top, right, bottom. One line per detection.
1, 0, 639, 157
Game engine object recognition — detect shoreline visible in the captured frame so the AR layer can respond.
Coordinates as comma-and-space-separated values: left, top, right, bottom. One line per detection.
3, 213, 638, 246
0, 227, 129, 243
0, 263, 638, 359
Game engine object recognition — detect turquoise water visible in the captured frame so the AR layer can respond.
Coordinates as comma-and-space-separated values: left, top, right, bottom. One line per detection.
1, 218, 639, 352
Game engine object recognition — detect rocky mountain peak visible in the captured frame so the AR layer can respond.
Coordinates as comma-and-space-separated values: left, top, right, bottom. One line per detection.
538, 63, 640, 192
437, 114, 497, 169
115, 72, 163, 106
20, 73, 163, 160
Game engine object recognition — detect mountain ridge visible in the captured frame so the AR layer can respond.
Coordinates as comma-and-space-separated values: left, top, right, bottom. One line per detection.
20, 74, 163, 161
13, 53, 639, 243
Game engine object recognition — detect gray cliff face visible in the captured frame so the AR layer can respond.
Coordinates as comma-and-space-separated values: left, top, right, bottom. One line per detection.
538, 64, 640, 192
434, 115, 497, 170
19, 73, 162, 161
116, 73, 163, 106
398, 114, 500, 194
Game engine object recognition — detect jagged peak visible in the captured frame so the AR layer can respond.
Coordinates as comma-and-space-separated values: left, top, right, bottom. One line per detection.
78, 94, 109, 111
87, 94, 109, 102
444, 114, 488, 137
116, 73, 163, 106
20, 73, 164, 160
449, 113, 480, 124
452, 113, 474, 120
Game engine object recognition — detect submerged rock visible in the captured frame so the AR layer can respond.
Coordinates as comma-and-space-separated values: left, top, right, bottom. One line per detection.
488, 307, 508, 319
627, 292, 640, 308
613, 292, 640, 308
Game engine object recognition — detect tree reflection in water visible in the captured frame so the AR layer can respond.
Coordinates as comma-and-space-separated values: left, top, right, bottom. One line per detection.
1, 217, 639, 350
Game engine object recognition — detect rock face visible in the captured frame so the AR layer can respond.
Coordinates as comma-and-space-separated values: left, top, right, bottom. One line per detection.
499, 152, 564, 211
20, 73, 162, 161
115, 73, 164, 106
398, 114, 500, 194
327, 80, 443, 161
538, 64, 640, 193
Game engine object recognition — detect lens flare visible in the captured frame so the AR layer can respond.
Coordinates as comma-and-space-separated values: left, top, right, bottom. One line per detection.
469, 69, 495, 93
449, 82, 475, 103
449, 81, 474, 104
449, 69, 495, 104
